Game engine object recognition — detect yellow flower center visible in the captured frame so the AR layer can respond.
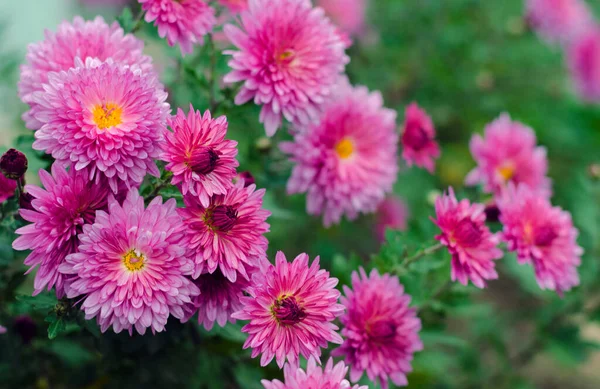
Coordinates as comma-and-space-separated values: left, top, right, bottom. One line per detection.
92, 103, 123, 130
335, 138, 354, 159
123, 249, 145, 272
497, 162, 515, 182
277, 49, 295, 62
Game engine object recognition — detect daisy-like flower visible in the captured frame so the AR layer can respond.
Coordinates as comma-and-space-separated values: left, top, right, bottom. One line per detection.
161, 106, 238, 207
59, 189, 199, 335
262, 357, 367, 389
526, 0, 594, 45
375, 196, 409, 243
281, 80, 397, 227
498, 184, 582, 294
233, 251, 345, 368
0, 172, 16, 203
568, 27, 600, 103
401, 103, 440, 173
18, 16, 154, 130
333, 268, 422, 389
465, 113, 550, 197
12, 163, 110, 297
32, 57, 169, 193
179, 181, 270, 282
139, 0, 216, 55
432, 188, 503, 288
223, 0, 349, 136
219, 0, 248, 13
316, 0, 367, 38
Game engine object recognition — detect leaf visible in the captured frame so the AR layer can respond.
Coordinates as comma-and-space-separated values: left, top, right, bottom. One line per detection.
47, 317, 66, 339
16, 293, 57, 311
48, 340, 94, 366
116, 8, 135, 33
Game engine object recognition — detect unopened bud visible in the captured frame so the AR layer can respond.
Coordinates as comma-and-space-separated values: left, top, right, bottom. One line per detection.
0, 149, 28, 180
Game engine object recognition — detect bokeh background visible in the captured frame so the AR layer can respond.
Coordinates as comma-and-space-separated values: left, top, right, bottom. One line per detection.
1, 1, 600, 388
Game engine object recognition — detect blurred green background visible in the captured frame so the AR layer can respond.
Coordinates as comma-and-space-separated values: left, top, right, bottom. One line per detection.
1, 1, 600, 388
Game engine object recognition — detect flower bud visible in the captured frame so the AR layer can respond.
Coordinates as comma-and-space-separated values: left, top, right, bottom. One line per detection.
19, 192, 34, 210
236, 171, 255, 187
0, 149, 28, 180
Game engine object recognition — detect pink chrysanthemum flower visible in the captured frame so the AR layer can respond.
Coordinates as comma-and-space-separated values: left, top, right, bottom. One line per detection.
526, 0, 594, 45
161, 106, 238, 207
333, 268, 422, 389
219, 0, 248, 13
465, 113, 550, 197
12, 163, 110, 297
179, 181, 270, 282
31, 58, 169, 192
140, 0, 216, 55
431, 188, 503, 288
0, 172, 16, 203
233, 251, 345, 368
316, 0, 367, 38
262, 357, 367, 389
183, 269, 249, 330
18, 16, 154, 130
223, 0, 349, 136
569, 27, 600, 103
401, 103, 440, 173
375, 196, 409, 242
59, 189, 199, 335
281, 81, 397, 227
498, 184, 582, 294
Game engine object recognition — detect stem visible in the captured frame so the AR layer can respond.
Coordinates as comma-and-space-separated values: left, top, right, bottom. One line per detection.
131, 9, 145, 33
393, 243, 444, 274
144, 172, 173, 202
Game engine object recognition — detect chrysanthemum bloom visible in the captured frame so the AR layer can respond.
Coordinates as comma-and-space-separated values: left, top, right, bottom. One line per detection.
316, 0, 366, 37
12, 163, 110, 297
431, 188, 503, 288
18, 16, 154, 130
568, 28, 600, 103
465, 113, 550, 197
162, 106, 238, 207
498, 184, 582, 294
401, 103, 440, 173
139, 0, 216, 55
219, 0, 248, 13
233, 252, 344, 368
59, 189, 199, 335
32, 58, 169, 192
223, 0, 349, 136
0, 173, 16, 203
333, 268, 422, 389
262, 357, 367, 389
0, 149, 28, 180
179, 181, 270, 281
526, 0, 594, 45
375, 196, 409, 242
281, 81, 397, 227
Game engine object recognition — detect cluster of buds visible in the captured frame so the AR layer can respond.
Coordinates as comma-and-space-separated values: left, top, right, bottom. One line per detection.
0, 148, 32, 209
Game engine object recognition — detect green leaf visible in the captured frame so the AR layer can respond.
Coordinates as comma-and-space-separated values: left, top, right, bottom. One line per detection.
116, 7, 135, 33
47, 317, 66, 339
15, 293, 57, 311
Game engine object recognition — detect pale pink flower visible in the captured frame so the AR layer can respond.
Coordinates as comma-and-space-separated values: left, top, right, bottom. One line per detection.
432, 188, 503, 288
31, 57, 169, 193
465, 113, 550, 197
375, 196, 409, 242
316, 0, 367, 37
12, 163, 110, 297
262, 357, 367, 389
233, 251, 345, 368
223, 0, 349, 136
568, 27, 600, 102
281, 80, 397, 227
526, 0, 594, 45
139, 0, 216, 55
401, 103, 440, 173
498, 184, 582, 294
161, 106, 238, 207
0, 325, 6, 334
59, 189, 199, 335
0, 172, 16, 203
333, 268, 422, 389
18, 16, 154, 130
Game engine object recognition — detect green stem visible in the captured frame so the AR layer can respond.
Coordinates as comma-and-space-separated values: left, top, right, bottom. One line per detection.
131, 9, 145, 34
393, 243, 444, 274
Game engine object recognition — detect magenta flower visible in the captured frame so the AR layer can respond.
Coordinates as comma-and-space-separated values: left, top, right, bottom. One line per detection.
465, 113, 550, 197
432, 188, 503, 288
333, 268, 422, 389
569, 27, 600, 103
18, 16, 154, 130
12, 163, 110, 297
526, 0, 594, 45
31, 58, 169, 193
179, 181, 270, 282
316, 0, 367, 38
218, 0, 248, 13
233, 251, 344, 368
498, 184, 582, 294
375, 196, 409, 242
59, 189, 199, 335
0, 172, 16, 203
281, 81, 398, 227
0, 325, 5, 335
161, 106, 238, 207
223, 0, 349, 136
140, 0, 216, 55
401, 103, 440, 173
262, 357, 367, 389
